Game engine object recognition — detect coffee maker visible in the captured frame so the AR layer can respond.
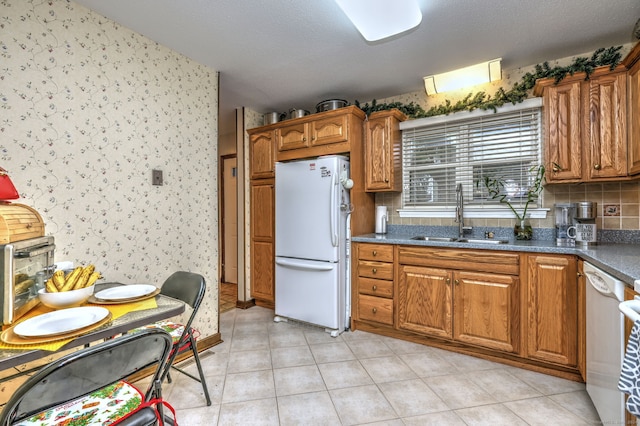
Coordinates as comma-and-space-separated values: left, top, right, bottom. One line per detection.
574, 201, 597, 246
554, 203, 577, 246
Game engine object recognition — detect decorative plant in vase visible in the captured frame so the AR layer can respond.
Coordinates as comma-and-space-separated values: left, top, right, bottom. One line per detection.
478, 165, 546, 240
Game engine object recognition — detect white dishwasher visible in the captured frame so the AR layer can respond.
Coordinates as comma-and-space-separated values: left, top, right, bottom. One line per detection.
584, 261, 626, 424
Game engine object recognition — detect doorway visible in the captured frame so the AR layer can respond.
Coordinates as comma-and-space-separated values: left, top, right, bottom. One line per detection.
220, 154, 238, 312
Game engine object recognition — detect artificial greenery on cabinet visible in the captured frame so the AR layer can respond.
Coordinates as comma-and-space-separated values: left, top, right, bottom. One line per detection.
355, 46, 623, 119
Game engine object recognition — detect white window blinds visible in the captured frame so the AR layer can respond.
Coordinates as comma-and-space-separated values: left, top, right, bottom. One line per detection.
401, 99, 542, 212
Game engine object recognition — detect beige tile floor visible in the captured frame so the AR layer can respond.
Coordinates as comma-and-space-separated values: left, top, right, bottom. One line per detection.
153, 306, 603, 425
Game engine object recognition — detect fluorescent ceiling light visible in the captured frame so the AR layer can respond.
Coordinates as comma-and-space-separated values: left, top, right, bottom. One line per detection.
424, 58, 502, 95
335, 0, 422, 42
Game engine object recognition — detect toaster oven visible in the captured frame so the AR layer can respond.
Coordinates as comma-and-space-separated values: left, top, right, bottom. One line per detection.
0, 236, 55, 325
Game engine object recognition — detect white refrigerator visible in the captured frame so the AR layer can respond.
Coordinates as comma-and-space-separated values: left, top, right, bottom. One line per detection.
274, 155, 351, 336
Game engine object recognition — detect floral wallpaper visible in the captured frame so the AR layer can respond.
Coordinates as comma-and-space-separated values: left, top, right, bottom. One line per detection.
0, 1, 219, 335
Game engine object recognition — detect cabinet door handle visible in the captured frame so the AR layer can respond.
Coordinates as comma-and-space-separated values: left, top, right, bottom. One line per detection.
552, 165, 560, 172
302, 137, 307, 142
372, 250, 377, 256
594, 164, 601, 170
454, 279, 460, 285
372, 285, 377, 291
372, 307, 377, 314
372, 268, 377, 274
577, 272, 583, 278
446, 278, 451, 284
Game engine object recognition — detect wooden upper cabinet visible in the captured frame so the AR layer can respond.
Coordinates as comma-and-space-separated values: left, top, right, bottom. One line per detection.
276, 122, 309, 152
310, 113, 349, 146
249, 130, 276, 179
587, 70, 627, 179
540, 80, 583, 182
364, 109, 406, 192
624, 42, 640, 175
535, 65, 629, 183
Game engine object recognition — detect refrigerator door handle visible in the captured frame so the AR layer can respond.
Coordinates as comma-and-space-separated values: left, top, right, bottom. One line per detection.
276, 258, 335, 271
330, 172, 338, 247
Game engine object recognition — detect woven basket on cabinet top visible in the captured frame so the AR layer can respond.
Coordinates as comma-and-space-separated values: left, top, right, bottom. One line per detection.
0, 203, 45, 244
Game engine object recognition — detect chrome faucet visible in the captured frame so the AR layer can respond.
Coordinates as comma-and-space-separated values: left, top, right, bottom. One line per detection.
455, 183, 472, 238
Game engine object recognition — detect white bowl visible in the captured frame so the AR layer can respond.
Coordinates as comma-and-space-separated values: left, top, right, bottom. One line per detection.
38, 285, 95, 309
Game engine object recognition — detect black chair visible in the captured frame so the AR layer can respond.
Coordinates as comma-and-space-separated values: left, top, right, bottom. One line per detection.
156, 271, 212, 406
0, 328, 174, 426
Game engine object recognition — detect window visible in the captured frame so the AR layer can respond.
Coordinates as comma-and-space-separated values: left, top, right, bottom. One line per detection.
399, 98, 543, 218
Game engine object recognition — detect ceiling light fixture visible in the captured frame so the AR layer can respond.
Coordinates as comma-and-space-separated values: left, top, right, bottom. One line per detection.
334, 0, 422, 42
423, 58, 502, 95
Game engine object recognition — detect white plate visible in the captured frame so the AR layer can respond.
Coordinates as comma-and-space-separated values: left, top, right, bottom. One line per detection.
94, 284, 157, 301
13, 306, 110, 338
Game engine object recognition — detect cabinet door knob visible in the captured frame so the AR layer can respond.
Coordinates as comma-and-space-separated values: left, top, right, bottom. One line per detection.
454, 279, 460, 285
577, 272, 584, 278
594, 164, 601, 170
372, 307, 377, 314
302, 137, 307, 142
372, 268, 377, 274
372, 250, 377, 256
372, 285, 377, 291
446, 278, 451, 284
553, 165, 560, 172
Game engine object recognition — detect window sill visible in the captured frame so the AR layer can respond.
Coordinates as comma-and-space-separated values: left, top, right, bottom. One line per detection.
398, 207, 549, 219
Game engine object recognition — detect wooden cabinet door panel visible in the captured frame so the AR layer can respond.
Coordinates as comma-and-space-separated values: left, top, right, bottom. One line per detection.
527, 255, 578, 366
588, 72, 627, 179
310, 114, 348, 146
544, 81, 583, 182
398, 265, 452, 338
250, 181, 274, 240
251, 241, 274, 301
277, 122, 309, 151
365, 116, 392, 190
628, 60, 640, 175
250, 130, 275, 179
453, 271, 519, 353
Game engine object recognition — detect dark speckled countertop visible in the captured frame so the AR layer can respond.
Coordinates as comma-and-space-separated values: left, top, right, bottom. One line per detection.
352, 230, 640, 287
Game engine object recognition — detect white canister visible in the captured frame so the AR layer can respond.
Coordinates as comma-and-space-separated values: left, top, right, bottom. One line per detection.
375, 206, 388, 234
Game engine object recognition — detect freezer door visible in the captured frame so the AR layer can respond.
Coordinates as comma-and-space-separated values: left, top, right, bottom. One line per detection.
275, 157, 348, 262
275, 257, 344, 330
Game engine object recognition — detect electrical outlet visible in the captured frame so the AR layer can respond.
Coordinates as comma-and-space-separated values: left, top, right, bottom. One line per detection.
152, 169, 163, 186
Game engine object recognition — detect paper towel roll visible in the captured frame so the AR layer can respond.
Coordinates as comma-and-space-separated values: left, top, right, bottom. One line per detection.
375, 206, 388, 234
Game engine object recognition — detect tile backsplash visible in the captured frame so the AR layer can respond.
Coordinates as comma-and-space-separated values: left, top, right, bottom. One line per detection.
376, 181, 640, 231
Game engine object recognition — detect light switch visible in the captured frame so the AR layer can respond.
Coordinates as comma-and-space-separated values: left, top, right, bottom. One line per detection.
152, 169, 163, 186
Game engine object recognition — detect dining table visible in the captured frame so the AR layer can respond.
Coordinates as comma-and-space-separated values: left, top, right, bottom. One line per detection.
0, 282, 185, 380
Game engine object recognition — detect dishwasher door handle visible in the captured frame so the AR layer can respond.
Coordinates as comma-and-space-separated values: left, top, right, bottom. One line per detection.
619, 300, 640, 323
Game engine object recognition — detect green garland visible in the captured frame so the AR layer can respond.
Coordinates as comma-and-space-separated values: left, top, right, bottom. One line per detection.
355, 46, 623, 119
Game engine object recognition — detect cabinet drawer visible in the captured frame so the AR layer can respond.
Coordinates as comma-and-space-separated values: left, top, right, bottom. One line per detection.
398, 246, 519, 275
358, 294, 393, 325
358, 277, 393, 298
358, 244, 393, 262
358, 260, 393, 280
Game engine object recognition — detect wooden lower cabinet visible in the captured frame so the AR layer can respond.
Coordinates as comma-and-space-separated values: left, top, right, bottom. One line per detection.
397, 264, 518, 352
352, 243, 583, 381
454, 271, 519, 353
353, 243, 395, 327
525, 254, 578, 367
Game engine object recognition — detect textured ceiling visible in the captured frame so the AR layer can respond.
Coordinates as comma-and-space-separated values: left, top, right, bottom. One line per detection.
73, 0, 640, 129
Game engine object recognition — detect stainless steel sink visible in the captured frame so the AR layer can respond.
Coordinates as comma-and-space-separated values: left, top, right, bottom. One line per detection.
410, 236, 457, 242
455, 238, 509, 244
